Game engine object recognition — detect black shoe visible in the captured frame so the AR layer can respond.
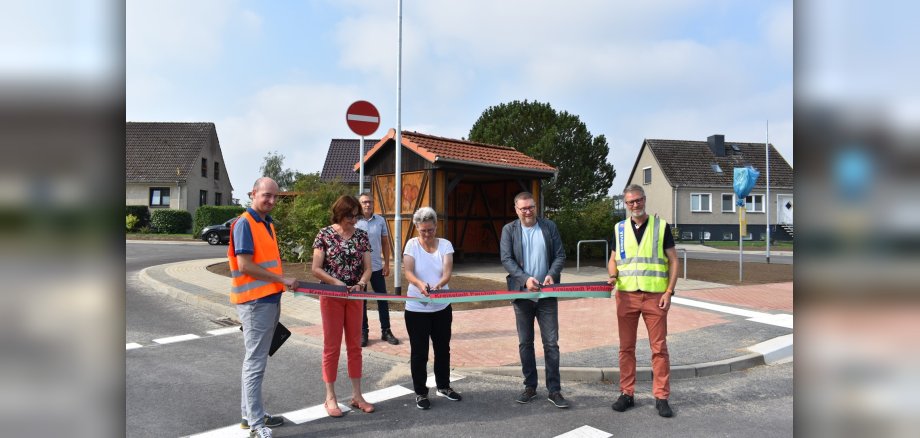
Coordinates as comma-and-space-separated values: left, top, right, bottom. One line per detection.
240, 414, 284, 429
360, 331, 368, 347
656, 398, 673, 417
611, 393, 634, 412
547, 392, 570, 408
416, 394, 431, 410
436, 387, 462, 401
515, 387, 537, 404
381, 329, 400, 345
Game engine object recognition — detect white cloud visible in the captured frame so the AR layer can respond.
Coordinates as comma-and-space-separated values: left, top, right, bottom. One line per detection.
762, 1, 793, 61
218, 82, 362, 199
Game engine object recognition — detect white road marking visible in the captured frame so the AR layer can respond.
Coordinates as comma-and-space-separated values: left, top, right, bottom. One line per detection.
555, 425, 612, 438
185, 424, 241, 438
425, 371, 465, 388
126, 343, 143, 350
153, 334, 200, 344
207, 326, 242, 336
671, 296, 793, 328
190, 373, 466, 435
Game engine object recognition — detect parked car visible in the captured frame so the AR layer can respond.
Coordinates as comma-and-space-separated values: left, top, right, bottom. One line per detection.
200, 218, 237, 245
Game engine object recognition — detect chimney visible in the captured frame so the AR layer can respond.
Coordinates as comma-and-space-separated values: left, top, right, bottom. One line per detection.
707, 134, 725, 157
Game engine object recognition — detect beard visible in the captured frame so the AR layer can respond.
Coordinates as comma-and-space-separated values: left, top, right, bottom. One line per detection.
630, 209, 646, 218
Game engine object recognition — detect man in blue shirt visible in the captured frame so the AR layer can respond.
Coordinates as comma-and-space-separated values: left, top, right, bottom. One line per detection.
500, 191, 569, 408
355, 193, 400, 347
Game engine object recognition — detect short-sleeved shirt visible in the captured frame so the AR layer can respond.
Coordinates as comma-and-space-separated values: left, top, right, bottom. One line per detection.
404, 237, 454, 313
231, 208, 281, 303
355, 214, 388, 271
312, 226, 370, 286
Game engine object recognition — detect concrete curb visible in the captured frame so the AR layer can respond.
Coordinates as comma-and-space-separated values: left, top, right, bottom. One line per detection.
138, 260, 792, 382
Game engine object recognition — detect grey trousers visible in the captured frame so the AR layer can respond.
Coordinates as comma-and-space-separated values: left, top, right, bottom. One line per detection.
237, 300, 281, 429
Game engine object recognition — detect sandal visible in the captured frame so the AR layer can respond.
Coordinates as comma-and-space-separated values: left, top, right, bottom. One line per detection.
350, 399, 375, 413
325, 400, 344, 417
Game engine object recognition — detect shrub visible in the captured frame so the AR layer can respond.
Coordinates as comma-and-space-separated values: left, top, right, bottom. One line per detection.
125, 205, 150, 229
126, 214, 139, 232
547, 197, 620, 259
271, 173, 351, 262
194, 205, 245, 237
150, 209, 192, 234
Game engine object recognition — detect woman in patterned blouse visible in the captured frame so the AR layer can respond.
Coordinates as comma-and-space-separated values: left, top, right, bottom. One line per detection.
311, 195, 375, 417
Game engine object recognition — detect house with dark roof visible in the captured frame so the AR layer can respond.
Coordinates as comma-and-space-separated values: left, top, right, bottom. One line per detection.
320, 138, 376, 189
626, 134, 793, 241
126, 122, 235, 219
357, 129, 556, 257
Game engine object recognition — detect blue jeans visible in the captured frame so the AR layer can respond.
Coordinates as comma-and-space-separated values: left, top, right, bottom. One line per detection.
512, 298, 561, 393
362, 270, 391, 333
237, 300, 281, 429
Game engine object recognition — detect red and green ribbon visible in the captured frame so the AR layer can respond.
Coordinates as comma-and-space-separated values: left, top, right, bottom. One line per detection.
293, 281, 611, 303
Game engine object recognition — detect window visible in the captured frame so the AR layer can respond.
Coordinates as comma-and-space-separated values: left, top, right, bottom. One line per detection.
201, 158, 207, 177
691, 193, 711, 212
149, 187, 170, 207
643, 167, 652, 184
721, 193, 736, 212
702, 231, 711, 240
681, 231, 693, 240
214, 162, 220, 180
745, 194, 765, 213
199, 190, 208, 206
711, 163, 723, 173
215, 192, 222, 205
723, 231, 733, 240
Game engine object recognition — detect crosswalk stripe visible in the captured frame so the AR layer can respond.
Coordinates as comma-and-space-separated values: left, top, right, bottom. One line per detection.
207, 326, 242, 336
153, 334, 200, 344
555, 425, 612, 438
188, 373, 466, 435
126, 343, 142, 350
672, 297, 793, 328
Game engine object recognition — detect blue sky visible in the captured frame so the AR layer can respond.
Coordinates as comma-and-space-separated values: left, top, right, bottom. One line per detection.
126, 0, 793, 202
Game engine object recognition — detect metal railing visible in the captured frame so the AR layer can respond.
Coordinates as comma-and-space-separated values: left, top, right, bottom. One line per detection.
576, 240, 609, 272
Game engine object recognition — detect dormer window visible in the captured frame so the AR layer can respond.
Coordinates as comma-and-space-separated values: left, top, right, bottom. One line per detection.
711, 163, 723, 173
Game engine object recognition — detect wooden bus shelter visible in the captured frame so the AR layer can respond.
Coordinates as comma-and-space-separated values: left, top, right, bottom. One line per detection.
354, 129, 556, 259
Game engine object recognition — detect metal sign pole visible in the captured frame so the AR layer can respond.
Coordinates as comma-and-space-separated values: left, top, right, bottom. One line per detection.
359, 136, 365, 194
393, 0, 403, 295
765, 120, 771, 264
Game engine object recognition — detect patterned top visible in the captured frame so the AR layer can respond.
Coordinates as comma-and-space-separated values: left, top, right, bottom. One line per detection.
312, 225, 370, 286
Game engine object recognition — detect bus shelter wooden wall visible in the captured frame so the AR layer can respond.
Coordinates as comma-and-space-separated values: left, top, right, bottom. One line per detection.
371, 169, 542, 259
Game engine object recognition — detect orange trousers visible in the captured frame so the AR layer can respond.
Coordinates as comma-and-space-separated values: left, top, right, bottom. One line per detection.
320, 296, 363, 382
616, 291, 670, 399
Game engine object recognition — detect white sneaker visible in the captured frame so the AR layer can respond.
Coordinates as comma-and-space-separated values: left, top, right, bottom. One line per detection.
250, 426, 273, 438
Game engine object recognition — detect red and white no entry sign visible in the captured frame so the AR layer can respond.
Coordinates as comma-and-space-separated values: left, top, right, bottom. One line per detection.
346, 100, 380, 137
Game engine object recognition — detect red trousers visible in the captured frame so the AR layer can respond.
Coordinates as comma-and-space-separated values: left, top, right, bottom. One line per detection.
616, 291, 670, 399
320, 296, 363, 382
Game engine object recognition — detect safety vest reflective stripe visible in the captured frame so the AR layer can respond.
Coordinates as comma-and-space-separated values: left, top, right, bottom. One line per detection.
230, 260, 279, 278
616, 257, 667, 265
617, 269, 669, 278
231, 280, 273, 293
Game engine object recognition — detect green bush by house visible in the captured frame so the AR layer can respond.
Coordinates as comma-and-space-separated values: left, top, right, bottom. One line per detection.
194, 205, 246, 237
150, 209, 192, 234
125, 205, 150, 230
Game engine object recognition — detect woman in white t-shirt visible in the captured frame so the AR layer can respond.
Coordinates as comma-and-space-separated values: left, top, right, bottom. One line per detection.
403, 207, 463, 410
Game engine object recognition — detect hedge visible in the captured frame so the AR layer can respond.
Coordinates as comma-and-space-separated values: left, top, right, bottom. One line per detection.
194, 205, 246, 237
125, 205, 150, 230
150, 209, 192, 234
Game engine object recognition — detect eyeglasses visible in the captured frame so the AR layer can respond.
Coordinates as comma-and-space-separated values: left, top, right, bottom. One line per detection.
624, 197, 646, 206
417, 228, 436, 234
344, 212, 360, 220
517, 205, 536, 212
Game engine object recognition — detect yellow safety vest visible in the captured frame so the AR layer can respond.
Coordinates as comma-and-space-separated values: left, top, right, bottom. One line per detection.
227, 211, 284, 304
614, 215, 669, 293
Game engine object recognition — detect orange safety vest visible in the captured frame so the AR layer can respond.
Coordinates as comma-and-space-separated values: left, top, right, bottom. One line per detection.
227, 211, 284, 304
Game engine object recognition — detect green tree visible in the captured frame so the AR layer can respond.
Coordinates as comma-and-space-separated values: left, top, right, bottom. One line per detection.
468, 100, 615, 208
259, 151, 302, 191
270, 172, 352, 262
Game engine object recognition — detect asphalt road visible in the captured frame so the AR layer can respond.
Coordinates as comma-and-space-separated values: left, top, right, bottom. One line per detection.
126, 241, 793, 438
